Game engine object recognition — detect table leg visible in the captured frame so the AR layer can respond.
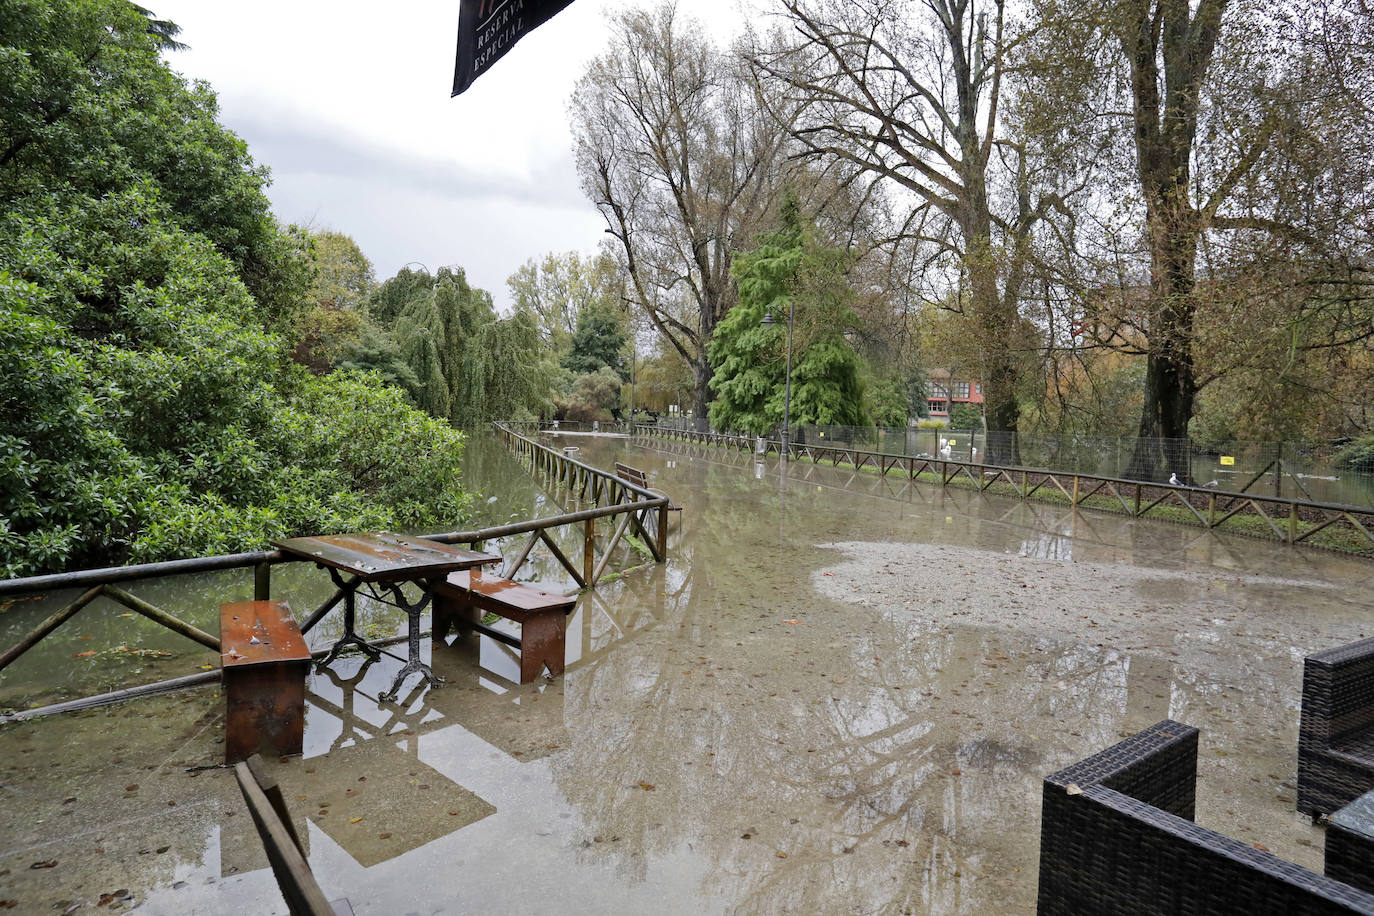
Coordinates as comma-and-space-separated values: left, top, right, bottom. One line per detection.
316, 571, 380, 672
377, 582, 442, 702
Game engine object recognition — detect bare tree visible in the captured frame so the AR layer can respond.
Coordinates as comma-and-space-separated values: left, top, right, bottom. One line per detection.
757, 0, 1080, 458
1030, 0, 1374, 477
571, 3, 799, 423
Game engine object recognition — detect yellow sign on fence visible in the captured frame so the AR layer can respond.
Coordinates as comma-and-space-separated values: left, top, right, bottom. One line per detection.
1220, 456, 1235, 466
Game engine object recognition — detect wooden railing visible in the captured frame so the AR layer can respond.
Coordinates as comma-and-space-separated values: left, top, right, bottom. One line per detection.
492, 423, 670, 581
0, 427, 670, 719
635, 425, 1374, 554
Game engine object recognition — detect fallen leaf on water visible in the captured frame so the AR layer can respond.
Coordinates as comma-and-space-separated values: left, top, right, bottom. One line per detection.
1253, 843, 1269, 852
1066, 783, 1082, 796
118, 613, 134, 618
29, 860, 57, 869
349, 817, 363, 824
378, 833, 392, 839
199, 665, 214, 670
783, 619, 802, 625
73, 651, 96, 658
775, 851, 788, 859
639, 783, 655, 791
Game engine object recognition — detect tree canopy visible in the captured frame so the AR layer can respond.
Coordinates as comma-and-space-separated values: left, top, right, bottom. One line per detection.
351, 266, 554, 427
708, 213, 867, 434
0, 0, 472, 575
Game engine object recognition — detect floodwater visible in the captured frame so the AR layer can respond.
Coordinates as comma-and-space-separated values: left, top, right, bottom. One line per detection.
0, 431, 1370, 914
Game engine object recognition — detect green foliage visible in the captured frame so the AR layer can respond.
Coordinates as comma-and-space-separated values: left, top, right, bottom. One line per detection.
0, 0, 311, 337
562, 303, 628, 379
364, 266, 554, 426
949, 403, 983, 430
0, 2, 473, 576
508, 251, 623, 356
635, 348, 695, 413
308, 230, 375, 313
865, 377, 909, 428
336, 324, 422, 397
556, 368, 624, 422
708, 216, 867, 434
291, 230, 374, 370
0, 191, 470, 576
1335, 435, 1374, 473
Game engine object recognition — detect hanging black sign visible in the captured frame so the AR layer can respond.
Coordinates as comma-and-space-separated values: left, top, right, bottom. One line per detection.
452, 0, 577, 96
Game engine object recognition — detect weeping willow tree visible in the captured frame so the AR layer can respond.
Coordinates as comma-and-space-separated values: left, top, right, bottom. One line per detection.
455, 311, 552, 426
361, 266, 552, 426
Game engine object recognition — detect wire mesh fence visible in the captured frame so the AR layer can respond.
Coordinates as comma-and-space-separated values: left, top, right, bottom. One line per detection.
651, 417, 1373, 507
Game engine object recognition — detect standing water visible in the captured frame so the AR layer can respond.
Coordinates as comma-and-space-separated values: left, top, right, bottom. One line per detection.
0, 431, 1369, 913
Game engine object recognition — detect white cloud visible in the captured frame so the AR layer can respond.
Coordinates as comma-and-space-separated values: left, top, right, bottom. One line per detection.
154, 0, 758, 307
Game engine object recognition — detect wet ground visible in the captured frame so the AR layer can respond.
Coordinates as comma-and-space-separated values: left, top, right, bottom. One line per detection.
0, 431, 1370, 914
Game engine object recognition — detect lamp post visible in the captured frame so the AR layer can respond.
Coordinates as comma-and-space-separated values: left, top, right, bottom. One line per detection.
760, 299, 795, 462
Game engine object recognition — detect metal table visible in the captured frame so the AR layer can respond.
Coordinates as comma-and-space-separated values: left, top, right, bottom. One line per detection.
272, 532, 499, 701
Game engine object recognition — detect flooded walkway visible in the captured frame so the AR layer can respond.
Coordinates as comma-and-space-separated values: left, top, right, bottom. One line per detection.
0, 432, 1370, 913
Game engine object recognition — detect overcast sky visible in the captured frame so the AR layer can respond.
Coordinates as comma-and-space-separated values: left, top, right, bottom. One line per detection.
155, 0, 757, 310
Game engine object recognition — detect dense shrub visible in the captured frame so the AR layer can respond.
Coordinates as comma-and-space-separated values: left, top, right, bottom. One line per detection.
0, 1, 471, 576
1335, 435, 1374, 474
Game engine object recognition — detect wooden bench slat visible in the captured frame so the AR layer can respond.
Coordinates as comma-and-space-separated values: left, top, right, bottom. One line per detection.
221, 600, 311, 668
436, 570, 576, 616
615, 462, 682, 511
432, 571, 576, 683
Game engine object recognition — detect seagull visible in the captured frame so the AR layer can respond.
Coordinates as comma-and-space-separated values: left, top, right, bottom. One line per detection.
1168, 472, 1181, 486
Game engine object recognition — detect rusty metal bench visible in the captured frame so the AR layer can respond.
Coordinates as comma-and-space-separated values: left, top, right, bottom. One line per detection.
432, 569, 577, 684
221, 600, 311, 764
615, 461, 682, 513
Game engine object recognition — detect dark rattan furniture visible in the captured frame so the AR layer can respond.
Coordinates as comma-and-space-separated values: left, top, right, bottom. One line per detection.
1299, 636, 1374, 818
1327, 790, 1374, 896
1038, 719, 1374, 915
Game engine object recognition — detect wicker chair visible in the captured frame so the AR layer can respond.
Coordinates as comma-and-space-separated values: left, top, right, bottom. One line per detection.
1298, 636, 1374, 819
1038, 720, 1374, 915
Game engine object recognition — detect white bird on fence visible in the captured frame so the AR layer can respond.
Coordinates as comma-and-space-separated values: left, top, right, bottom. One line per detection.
971, 446, 978, 463
1168, 472, 1181, 486
940, 442, 953, 460
1203, 480, 1219, 488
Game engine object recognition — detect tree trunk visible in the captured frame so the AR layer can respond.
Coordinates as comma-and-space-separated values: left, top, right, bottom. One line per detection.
964, 207, 1022, 465
693, 357, 713, 431
1125, 206, 1199, 482
1117, 0, 1225, 483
